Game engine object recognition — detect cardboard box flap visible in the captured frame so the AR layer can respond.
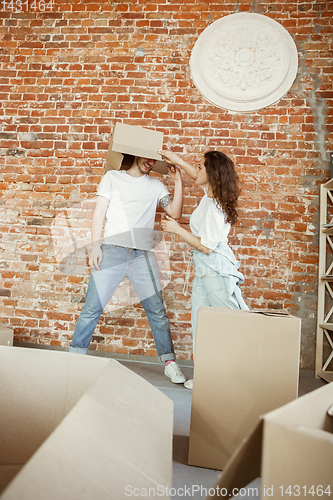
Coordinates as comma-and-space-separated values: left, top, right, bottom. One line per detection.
249, 309, 292, 317
1, 355, 173, 499
105, 151, 130, 171
207, 308, 295, 319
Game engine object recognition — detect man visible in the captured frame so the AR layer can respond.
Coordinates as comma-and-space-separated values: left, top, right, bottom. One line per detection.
69, 155, 186, 384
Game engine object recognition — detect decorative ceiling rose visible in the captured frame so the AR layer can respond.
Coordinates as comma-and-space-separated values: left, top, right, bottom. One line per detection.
190, 13, 299, 112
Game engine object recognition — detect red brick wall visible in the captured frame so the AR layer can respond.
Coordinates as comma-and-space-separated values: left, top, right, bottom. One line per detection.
0, 0, 332, 368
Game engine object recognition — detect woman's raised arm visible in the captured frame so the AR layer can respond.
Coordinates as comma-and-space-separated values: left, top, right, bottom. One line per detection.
159, 150, 197, 180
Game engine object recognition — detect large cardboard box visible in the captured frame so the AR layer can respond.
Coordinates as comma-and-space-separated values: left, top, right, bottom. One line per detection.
106, 122, 168, 174
0, 347, 173, 499
0, 324, 13, 346
188, 308, 301, 470
209, 382, 333, 499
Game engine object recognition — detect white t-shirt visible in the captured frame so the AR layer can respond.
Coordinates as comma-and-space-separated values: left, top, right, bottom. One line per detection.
190, 194, 230, 253
97, 170, 169, 249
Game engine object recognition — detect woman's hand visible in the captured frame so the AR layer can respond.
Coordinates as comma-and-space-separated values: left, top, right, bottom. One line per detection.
161, 216, 181, 235
159, 149, 197, 180
167, 164, 181, 182
159, 150, 183, 166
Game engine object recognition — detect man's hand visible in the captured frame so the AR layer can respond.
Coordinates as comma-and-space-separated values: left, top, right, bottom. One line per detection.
167, 164, 181, 182
89, 245, 103, 271
161, 216, 181, 235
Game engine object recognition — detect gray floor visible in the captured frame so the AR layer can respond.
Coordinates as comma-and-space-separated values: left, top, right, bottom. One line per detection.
118, 359, 327, 500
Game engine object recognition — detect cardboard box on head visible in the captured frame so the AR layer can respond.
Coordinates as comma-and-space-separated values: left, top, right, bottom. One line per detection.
105, 122, 169, 175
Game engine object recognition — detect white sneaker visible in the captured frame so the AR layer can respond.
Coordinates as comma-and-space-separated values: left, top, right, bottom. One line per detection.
164, 361, 186, 384
184, 379, 193, 390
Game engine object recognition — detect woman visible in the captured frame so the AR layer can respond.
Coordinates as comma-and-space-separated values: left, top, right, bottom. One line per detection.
159, 149, 248, 390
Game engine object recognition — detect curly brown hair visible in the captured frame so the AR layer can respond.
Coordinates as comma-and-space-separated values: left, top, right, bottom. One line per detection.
203, 150, 240, 225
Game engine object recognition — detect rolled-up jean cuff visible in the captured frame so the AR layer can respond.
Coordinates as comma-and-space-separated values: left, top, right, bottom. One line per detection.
69, 346, 88, 355
160, 353, 176, 363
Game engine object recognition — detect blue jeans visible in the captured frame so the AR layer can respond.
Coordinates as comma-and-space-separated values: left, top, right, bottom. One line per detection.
191, 249, 249, 354
69, 245, 175, 362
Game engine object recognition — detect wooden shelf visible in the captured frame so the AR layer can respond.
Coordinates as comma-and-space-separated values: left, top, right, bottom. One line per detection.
318, 371, 333, 383
322, 226, 333, 235
316, 182, 333, 377
324, 178, 333, 190
319, 323, 333, 331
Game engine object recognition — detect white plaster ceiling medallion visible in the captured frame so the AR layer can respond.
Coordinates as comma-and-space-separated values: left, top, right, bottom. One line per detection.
190, 13, 299, 112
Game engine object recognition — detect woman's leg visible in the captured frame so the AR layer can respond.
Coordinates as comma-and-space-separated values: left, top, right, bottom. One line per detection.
191, 274, 211, 357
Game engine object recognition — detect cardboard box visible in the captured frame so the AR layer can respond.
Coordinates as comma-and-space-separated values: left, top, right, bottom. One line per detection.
0, 324, 13, 346
188, 308, 301, 470
209, 382, 333, 499
106, 122, 169, 175
0, 347, 173, 499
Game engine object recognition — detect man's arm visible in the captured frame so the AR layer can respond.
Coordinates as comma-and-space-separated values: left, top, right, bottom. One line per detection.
159, 165, 183, 219
89, 195, 109, 271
